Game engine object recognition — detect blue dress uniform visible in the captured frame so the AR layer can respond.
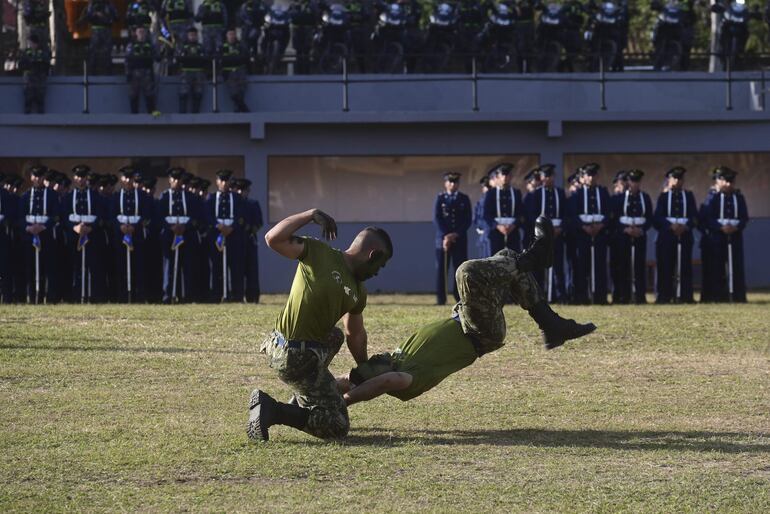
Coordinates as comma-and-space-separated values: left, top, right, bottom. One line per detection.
700, 168, 749, 302
566, 174, 611, 304
483, 182, 524, 253
433, 174, 472, 305
158, 183, 200, 303
0, 184, 16, 303
206, 188, 246, 302
63, 185, 108, 302
110, 184, 154, 302
20, 178, 60, 303
524, 176, 567, 303
473, 187, 490, 258
609, 173, 653, 304
653, 168, 698, 304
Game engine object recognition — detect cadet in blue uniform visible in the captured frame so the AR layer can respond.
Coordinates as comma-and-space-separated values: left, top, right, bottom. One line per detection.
698, 169, 719, 303
524, 164, 567, 303
609, 169, 653, 304
110, 167, 154, 302
233, 178, 263, 303
563, 170, 581, 303
483, 163, 524, 254
158, 167, 200, 303
0, 173, 17, 303
20, 166, 60, 303
607, 170, 628, 299
433, 171, 472, 305
700, 167, 749, 302
566, 163, 610, 304
7, 176, 26, 302
472, 175, 491, 258
205, 169, 246, 302
653, 166, 698, 304
64, 165, 107, 303
142, 176, 163, 303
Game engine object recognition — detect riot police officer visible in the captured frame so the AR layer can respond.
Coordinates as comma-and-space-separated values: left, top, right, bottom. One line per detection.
195, 0, 229, 57
176, 27, 208, 113
161, 0, 195, 50
433, 171, 472, 305
22, 0, 51, 49
219, 29, 250, 112
19, 35, 50, 114
85, 0, 118, 75
238, 0, 269, 69
126, 26, 160, 114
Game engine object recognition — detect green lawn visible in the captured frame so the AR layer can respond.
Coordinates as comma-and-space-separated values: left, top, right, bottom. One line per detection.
1, 295, 768, 512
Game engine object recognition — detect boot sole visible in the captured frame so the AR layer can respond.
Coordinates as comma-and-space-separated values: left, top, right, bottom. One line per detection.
247, 389, 272, 442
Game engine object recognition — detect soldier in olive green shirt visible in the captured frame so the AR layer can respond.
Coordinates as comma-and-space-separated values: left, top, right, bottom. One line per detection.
338, 217, 596, 407
248, 208, 393, 442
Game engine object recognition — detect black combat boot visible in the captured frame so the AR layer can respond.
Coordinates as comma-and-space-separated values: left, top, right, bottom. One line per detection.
247, 389, 310, 442
517, 216, 554, 273
528, 301, 597, 350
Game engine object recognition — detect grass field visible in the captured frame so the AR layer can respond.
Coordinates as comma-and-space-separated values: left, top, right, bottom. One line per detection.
1, 295, 769, 512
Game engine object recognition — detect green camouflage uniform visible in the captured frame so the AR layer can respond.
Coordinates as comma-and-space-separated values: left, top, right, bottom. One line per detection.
452, 248, 544, 355
350, 249, 545, 400
260, 327, 348, 439
258, 237, 367, 439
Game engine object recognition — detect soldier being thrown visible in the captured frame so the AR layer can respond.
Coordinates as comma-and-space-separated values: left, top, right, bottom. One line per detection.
248, 208, 393, 442
337, 216, 596, 406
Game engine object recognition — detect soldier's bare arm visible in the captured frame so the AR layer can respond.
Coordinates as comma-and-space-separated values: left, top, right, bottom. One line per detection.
264, 208, 337, 259
342, 312, 368, 364
343, 372, 413, 406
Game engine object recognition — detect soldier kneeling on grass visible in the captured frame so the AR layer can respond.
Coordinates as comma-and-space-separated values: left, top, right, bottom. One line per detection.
125, 26, 160, 114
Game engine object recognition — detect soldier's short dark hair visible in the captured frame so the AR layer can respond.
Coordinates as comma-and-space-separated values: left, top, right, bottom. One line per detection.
361, 226, 393, 259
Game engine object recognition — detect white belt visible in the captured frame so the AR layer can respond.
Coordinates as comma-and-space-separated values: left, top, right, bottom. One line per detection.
117, 215, 142, 224
718, 218, 740, 227
619, 216, 646, 226
550, 218, 562, 227
494, 217, 516, 225
216, 218, 234, 227
166, 216, 190, 225
666, 217, 689, 225
26, 215, 49, 224
579, 214, 605, 223
69, 214, 98, 224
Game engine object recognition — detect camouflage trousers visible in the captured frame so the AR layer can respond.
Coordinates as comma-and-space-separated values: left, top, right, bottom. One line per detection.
259, 327, 348, 439
452, 248, 544, 355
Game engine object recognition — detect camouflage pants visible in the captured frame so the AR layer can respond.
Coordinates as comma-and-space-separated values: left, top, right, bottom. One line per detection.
259, 327, 348, 439
129, 69, 156, 100
88, 28, 113, 74
452, 248, 544, 354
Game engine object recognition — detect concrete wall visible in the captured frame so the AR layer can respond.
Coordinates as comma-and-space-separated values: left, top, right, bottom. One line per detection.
1, 73, 768, 291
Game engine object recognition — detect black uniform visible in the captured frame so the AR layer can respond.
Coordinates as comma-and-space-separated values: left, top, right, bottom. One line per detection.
125, 39, 160, 113
19, 45, 50, 114
176, 40, 208, 113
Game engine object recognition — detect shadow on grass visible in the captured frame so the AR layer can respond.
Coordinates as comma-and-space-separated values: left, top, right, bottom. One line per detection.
326, 427, 770, 453
0, 342, 252, 355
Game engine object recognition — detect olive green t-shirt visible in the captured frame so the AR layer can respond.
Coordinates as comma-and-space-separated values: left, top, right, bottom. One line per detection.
275, 237, 367, 343
389, 318, 478, 401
